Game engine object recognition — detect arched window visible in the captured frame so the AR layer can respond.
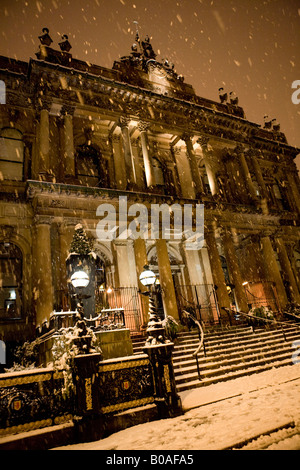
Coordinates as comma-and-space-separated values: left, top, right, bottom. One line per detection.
0, 128, 24, 181
0, 243, 23, 319
75, 144, 110, 188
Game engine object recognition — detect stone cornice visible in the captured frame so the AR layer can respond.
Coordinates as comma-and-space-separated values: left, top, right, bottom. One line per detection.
1, 57, 299, 156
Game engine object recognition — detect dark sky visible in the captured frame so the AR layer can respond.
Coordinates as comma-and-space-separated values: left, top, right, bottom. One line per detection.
1, 0, 299, 168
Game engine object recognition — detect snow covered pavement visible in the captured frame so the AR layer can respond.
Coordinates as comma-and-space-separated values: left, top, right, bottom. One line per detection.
54, 363, 300, 450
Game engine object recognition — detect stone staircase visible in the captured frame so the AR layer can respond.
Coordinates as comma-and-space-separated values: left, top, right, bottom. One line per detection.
131, 323, 300, 393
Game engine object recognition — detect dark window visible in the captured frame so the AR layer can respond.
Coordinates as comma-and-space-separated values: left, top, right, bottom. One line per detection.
152, 157, 176, 196
0, 243, 23, 319
0, 128, 24, 181
76, 144, 110, 188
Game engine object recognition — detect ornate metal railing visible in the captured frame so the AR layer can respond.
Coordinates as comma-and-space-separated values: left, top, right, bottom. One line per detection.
0, 367, 74, 437
84, 308, 125, 330
36, 308, 127, 337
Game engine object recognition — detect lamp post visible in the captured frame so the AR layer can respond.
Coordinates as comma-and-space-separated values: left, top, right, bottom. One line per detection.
140, 265, 182, 417
139, 265, 166, 346
70, 270, 90, 319
69, 268, 93, 354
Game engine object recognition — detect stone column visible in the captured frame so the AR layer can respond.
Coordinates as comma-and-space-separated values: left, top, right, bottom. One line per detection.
138, 121, 155, 188
61, 106, 75, 180
57, 221, 73, 310
38, 104, 52, 180
286, 171, 300, 213
118, 117, 136, 188
205, 229, 231, 318
274, 237, 300, 303
182, 133, 204, 198
260, 236, 288, 309
114, 241, 131, 287
155, 239, 179, 321
197, 136, 219, 196
250, 153, 269, 214
172, 145, 195, 199
33, 217, 54, 326
286, 243, 300, 289
133, 238, 149, 326
221, 229, 249, 312
111, 134, 127, 190
237, 146, 258, 203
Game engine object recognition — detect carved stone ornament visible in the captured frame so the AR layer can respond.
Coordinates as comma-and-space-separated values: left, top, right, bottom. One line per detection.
0, 225, 16, 240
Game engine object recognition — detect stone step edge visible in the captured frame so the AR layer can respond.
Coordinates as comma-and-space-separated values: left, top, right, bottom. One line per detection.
175, 358, 293, 391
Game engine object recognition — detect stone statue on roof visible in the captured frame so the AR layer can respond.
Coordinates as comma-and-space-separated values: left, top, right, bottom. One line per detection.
141, 35, 156, 60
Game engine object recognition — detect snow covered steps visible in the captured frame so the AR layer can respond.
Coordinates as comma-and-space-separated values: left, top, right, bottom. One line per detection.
172, 325, 300, 392
131, 324, 300, 392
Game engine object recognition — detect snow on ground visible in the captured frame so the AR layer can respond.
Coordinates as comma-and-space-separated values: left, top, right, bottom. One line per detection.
54, 363, 300, 450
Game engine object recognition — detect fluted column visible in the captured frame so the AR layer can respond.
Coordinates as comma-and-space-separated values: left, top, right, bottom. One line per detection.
155, 239, 179, 321
111, 134, 127, 190
260, 236, 288, 309
205, 229, 231, 316
286, 171, 300, 213
33, 217, 54, 326
182, 133, 204, 198
61, 106, 75, 180
286, 243, 300, 289
38, 103, 52, 180
57, 221, 73, 310
172, 145, 195, 199
236, 146, 258, 203
138, 121, 155, 188
221, 229, 249, 312
118, 117, 136, 188
274, 237, 300, 303
250, 152, 269, 214
197, 136, 219, 196
133, 238, 149, 326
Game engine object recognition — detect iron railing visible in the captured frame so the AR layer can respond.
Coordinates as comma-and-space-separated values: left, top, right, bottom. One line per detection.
96, 286, 145, 334
175, 284, 220, 326
182, 310, 206, 381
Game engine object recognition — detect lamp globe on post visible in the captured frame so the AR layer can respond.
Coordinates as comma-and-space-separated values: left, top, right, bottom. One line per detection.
70, 270, 90, 319
139, 266, 156, 291
140, 265, 166, 346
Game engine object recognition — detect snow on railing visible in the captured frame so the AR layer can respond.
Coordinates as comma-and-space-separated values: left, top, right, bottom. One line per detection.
182, 310, 206, 381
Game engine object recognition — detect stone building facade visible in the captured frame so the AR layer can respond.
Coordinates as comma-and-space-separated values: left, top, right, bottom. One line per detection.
0, 29, 299, 350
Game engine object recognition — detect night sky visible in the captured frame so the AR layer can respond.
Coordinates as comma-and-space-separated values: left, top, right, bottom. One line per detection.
0, 0, 299, 168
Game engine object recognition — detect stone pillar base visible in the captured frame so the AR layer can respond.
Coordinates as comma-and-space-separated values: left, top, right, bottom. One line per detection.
143, 343, 182, 418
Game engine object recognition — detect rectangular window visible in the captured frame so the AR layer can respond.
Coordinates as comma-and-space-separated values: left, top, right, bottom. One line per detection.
0, 129, 24, 181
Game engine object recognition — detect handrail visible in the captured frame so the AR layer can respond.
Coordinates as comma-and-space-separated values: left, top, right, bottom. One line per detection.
222, 307, 300, 342
222, 307, 300, 329
182, 310, 205, 381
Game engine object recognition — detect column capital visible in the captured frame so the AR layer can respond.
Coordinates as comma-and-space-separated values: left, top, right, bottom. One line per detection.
36, 98, 52, 114
197, 135, 209, 149
181, 132, 193, 143
233, 143, 245, 155
60, 104, 75, 116
246, 148, 258, 158
33, 215, 53, 226
221, 147, 235, 163
118, 116, 131, 129
138, 120, 151, 132
171, 145, 181, 155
